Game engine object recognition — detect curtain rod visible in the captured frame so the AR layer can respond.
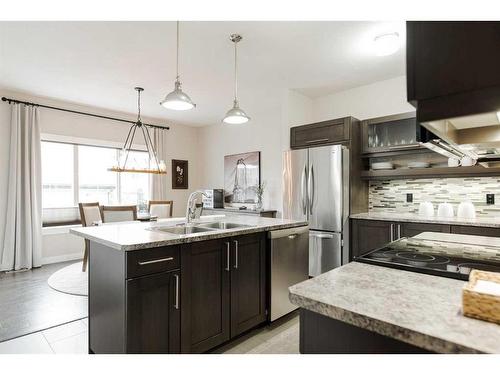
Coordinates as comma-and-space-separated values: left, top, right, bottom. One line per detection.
1, 96, 170, 130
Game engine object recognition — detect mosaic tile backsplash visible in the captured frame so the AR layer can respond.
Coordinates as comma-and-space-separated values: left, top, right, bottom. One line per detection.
369, 177, 500, 218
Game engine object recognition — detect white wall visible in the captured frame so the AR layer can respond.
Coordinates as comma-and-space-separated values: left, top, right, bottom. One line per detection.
198, 105, 283, 212
0, 87, 200, 265
312, 75, 414, 121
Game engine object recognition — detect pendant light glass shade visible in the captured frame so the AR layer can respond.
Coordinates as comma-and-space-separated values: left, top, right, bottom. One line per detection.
160, 21, 196, 111
222, 34, 250, 125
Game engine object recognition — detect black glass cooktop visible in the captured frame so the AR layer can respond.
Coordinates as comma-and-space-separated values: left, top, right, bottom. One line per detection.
355, 238, 500, 280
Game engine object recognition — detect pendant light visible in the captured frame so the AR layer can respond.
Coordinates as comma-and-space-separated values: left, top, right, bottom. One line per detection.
109, 87, 167, 175
160, 21, 196, 111
222, 34, 250, 125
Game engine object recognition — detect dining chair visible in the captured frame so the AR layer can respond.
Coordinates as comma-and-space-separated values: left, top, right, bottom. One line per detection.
78, 202, 103, 272
101, 205, 138, 223
148, 200, 174, 219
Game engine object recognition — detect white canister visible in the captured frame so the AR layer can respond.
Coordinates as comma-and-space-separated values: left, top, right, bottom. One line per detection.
457, 201, 476, 219
418, 201, 435, 217
448, 158, 461, 167
437, 202, 454, 218
461, 156, 477, 167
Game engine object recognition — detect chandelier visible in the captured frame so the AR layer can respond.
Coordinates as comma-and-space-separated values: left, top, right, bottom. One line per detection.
108, 87, 167, 174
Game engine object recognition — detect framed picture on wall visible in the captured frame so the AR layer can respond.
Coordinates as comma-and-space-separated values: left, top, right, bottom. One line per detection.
224, 151, 261, 207
172, 159, 188, 189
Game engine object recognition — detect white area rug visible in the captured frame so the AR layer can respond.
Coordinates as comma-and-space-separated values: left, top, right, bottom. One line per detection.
47, 262, 88, 296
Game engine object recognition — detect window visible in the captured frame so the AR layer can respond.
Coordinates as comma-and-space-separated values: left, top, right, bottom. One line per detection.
41, 140, 150, 225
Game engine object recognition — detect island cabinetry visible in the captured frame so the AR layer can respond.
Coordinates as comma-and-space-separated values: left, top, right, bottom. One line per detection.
126, 270, 180, 353
180, 232, 267, 353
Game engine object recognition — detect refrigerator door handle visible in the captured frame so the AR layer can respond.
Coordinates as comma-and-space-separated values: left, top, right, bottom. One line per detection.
308, 164, 315, 214
300, 165, 307, 215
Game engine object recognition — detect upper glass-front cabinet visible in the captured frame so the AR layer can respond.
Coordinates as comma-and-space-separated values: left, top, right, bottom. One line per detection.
361, 112, 434, 154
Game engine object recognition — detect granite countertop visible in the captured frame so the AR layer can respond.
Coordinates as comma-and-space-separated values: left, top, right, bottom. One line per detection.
289, 262, 500, 354
351, 211, 500, 228
70, 215, 308, 251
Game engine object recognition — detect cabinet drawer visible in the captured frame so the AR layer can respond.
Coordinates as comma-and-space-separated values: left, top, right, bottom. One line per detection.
290, 118, 349, 149
451, 225, 500, 238
127, 246, 180, 279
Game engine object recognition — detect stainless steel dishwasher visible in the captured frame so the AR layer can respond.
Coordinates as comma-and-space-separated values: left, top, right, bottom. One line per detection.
268, 226, 309, 321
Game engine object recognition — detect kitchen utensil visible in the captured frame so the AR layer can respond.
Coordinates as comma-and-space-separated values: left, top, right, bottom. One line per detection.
408, 161, 430, 168
461, 156, 477, 167
371, 162, 394, 170
448, 158, 461, 167
418, 201, 435, 217
457, 201, 476, 219
437, 202, 454, 218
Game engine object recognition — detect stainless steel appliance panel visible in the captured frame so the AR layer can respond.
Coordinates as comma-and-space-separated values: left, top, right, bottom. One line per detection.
269, 226, 309, 321
309, 230, 342, 277
282, 149, 308, 222
308, 145, 343, 232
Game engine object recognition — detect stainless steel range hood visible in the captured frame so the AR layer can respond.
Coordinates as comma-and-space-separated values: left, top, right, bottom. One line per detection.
420, 111, 500, 164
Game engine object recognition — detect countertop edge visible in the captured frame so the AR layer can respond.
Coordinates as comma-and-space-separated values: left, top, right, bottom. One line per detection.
288, 290, 483, 354
70, 221, 308, 251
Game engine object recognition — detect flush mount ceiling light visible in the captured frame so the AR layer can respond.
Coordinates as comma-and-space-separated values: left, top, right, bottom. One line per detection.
110, 87, 167, 175
374, 32, 400, 56
222, 34, 250, 125
160, 21, 196, 111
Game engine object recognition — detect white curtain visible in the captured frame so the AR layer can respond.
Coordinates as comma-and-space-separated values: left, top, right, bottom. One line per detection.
0, 104, 42, 271
150, 127, 169, 200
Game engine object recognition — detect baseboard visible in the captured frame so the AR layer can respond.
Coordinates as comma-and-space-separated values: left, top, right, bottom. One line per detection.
41, 252, 83, 265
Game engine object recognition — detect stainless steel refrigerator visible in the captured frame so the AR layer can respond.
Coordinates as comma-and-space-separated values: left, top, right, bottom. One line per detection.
283, 144, 349, 277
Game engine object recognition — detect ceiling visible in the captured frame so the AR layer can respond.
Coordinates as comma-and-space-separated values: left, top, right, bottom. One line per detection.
0, 21, 405, 127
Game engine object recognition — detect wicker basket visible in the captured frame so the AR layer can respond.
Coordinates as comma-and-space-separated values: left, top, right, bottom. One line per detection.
463, 270, 500, 324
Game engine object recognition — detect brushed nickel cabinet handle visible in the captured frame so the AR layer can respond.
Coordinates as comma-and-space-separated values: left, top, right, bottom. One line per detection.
138, 256, 174, 266
174, 274, 179, 310
306, 138, 329, 144
225, 242, 230, 271
390, 224, 394, 242
234, 240, 239, 269
397, 224, 401, 239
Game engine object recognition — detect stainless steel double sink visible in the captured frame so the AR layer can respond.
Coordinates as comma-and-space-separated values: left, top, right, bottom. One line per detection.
148, 221, 251, 235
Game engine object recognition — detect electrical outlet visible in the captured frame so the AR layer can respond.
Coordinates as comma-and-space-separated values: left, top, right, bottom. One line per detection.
487, 194, 495, 205
406, 193, 413, 203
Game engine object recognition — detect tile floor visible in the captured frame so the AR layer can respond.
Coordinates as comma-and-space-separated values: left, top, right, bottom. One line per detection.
0, 313, 299, 354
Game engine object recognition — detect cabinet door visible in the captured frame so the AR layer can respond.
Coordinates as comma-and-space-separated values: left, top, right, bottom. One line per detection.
399, 222, 450, 238
230, 233, 267, 337
451, 225, 500, 238
290, 118, 350, 149
351, 219, 393, 259
126, 270, 180, 354
180, 239, 230, 353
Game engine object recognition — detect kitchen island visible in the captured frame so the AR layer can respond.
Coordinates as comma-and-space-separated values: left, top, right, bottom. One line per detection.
71, 215, 308, 354
289, 243, 500, 353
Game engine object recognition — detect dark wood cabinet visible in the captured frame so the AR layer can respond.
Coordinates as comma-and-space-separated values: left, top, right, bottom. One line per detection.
290, 117, 352, 149
89, 232, 268, 354
351, 219, 393, 259
407, 21, 500, 122
230, 233, 267, 337
399, 222, 450, 238
351, 219, 452, 259
126, 270, 180, 353
180, 238, 230, 353
180, 232, 266, 353
451, 225, 500, 238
